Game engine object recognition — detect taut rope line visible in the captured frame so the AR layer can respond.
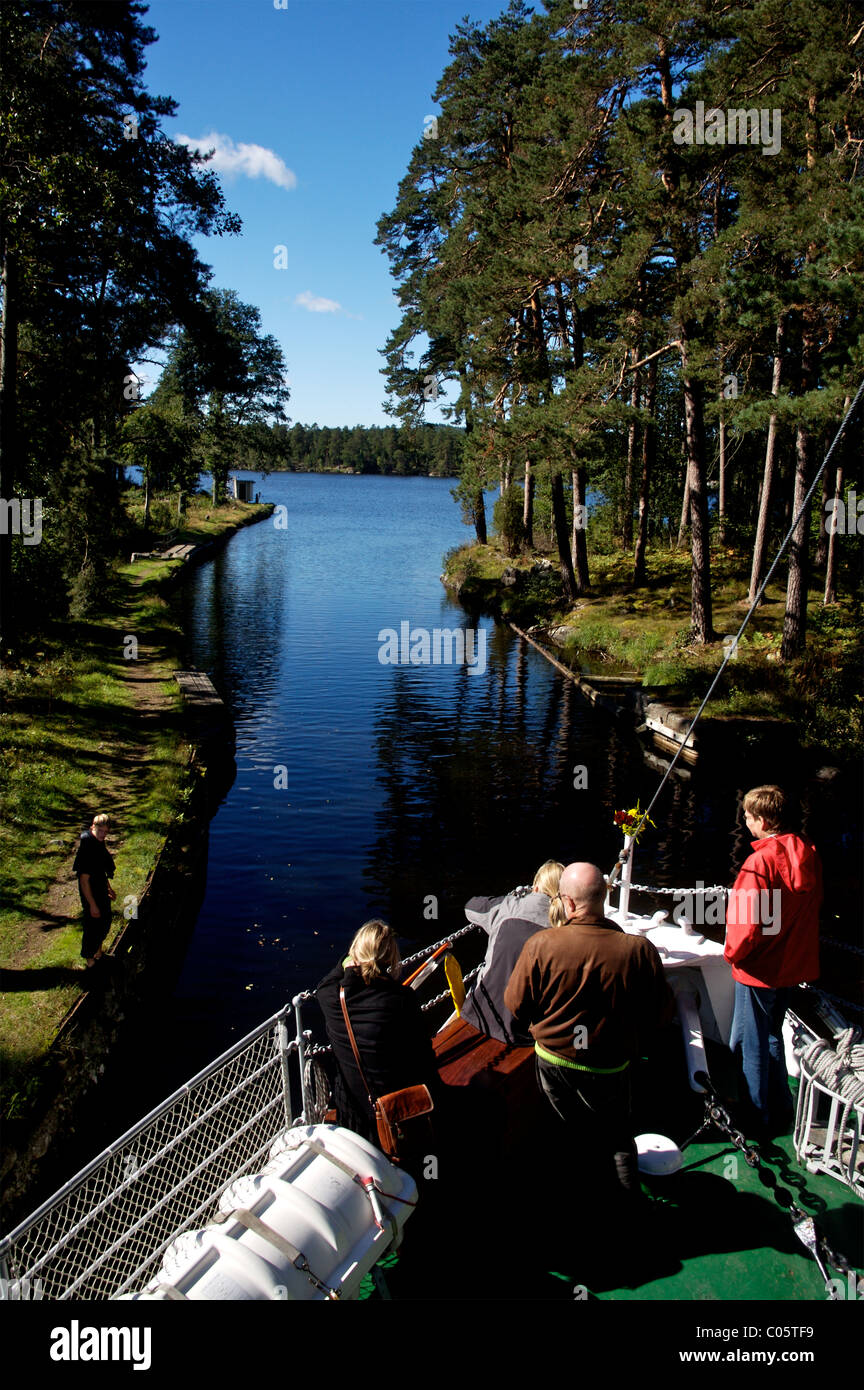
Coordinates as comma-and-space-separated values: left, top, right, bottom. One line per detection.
606, 375, 864, 885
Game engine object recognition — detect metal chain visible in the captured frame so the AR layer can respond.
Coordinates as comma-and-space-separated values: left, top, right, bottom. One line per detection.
623, 882, 728, 897
816, 1235, 864, 1295
684, 1079, 862, 1296
420, 965, 481, 1013
399, 922, 480, 969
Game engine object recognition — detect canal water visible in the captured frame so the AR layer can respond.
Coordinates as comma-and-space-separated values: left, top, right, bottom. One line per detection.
137, 481, 691, 1066
122, 471, 857, 1105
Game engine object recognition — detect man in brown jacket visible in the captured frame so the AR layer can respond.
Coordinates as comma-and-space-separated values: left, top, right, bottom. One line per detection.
504, 862, 673, 1194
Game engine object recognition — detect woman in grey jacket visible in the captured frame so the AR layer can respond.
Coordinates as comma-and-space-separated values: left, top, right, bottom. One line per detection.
461, 860, 563, 1046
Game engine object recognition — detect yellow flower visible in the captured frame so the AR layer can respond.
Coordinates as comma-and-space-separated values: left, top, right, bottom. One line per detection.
612, 802, 655, 840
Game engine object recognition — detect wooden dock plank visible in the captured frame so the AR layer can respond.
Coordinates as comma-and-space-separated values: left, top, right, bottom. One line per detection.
173, 670, 224, 707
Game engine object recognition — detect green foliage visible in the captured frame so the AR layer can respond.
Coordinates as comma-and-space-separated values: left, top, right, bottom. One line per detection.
642, 659, 699, 692
561, 621, 664, 669
378, 0, 864, 640
493, 485, 526, 556
0, 0, 241, 643
147, 500, 175, 537
263, 422, 463, 477
67, 561, 102, 619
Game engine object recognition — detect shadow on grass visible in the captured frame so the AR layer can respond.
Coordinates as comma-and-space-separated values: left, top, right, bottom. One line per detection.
0, 965, 85, 991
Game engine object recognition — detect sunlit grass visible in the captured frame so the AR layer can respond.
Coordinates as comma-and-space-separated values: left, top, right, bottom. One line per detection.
442, 537, 862, 755
0, 499, 268, 1109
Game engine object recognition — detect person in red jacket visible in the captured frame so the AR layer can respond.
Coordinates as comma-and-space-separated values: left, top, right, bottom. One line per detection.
724, 785, 822, 1136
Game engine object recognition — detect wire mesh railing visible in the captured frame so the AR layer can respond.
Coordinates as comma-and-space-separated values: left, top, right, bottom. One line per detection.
0, 1007, 300, 1301
0, 933, 477, 1305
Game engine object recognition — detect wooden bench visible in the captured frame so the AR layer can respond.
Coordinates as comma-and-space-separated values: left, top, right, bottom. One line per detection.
433, 1015, 546, 1149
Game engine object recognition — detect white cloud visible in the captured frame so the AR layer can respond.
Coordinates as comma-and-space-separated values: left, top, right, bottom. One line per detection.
293, 292, 362, 321
295, 290, 342, 314
177, 131, 297, 190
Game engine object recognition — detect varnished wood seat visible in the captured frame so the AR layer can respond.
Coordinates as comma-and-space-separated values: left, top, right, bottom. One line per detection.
433, 1016, 545, 1148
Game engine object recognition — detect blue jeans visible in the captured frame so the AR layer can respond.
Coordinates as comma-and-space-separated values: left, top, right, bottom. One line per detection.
729, 982, 794, 1132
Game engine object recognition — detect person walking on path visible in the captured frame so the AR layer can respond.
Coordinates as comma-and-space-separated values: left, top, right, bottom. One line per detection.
73, 813, 116, 968
724, 785, 822, 1137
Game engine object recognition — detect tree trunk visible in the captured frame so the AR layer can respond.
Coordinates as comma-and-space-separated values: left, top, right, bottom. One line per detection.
633, 356, 657, 586
717, 400, 727, 544
748, 316, 785, 605
680, 333, 713, 641
813, 448, 831, 571
623, 354, 639, 549
782, 98, 822, 658
781, 422, 812, 659
0, 232, 18, 654
143, 471, 151, 528
781, 311, 820, 659
474, 488, 487, 545
823, 395, 851, 607
823, 461, 843, 606
677, 466, 690, 548
551, 470, 577, 602
571, 465, 590, 592
523, 458, 534, 549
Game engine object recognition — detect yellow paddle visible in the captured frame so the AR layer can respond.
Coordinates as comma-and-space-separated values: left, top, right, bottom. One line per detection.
443, 952, 465, 1015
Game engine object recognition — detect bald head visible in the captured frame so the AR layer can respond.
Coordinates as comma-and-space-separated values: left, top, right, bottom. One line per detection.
558, 862, 607, 922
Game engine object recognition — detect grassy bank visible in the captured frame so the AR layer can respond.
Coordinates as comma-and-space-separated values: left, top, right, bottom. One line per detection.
0, 497, 271, 1118
443, 540, 863, 757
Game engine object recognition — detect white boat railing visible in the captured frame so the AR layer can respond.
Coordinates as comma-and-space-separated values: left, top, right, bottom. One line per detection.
0, 934, 479, 1304
2, 913, 856, 1301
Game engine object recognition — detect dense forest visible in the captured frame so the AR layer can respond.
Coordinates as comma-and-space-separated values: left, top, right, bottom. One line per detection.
1, 0, 862, 658
0, 1, 465, 645
0, 2, 275, 642
234, 422, 465, 478
377, 0, 864, 657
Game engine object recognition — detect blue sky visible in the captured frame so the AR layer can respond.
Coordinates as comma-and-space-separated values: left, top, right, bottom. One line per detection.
136, 0, 527, 427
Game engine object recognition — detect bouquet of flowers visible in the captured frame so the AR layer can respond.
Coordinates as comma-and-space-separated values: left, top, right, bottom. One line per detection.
612, 802, 655, 841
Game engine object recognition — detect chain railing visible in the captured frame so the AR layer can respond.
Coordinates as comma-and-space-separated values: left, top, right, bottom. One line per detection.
0, 1006, 303, 1301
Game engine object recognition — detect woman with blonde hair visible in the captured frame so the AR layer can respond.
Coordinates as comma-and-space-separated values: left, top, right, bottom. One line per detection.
460, 860, 564, 1045
316, 920, 440, 1146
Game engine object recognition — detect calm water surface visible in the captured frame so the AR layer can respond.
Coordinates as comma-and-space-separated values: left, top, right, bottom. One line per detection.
128, 472, 852, 1098
154, 480, 672, 1065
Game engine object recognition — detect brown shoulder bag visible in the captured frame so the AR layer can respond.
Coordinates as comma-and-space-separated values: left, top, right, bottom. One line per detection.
339, 985, 434, 1163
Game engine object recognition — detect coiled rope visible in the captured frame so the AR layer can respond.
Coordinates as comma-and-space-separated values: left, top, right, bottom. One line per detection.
800, 1028, 864, 1104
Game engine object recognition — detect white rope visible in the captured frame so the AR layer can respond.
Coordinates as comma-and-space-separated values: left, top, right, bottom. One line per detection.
800, 1028, 864, 1107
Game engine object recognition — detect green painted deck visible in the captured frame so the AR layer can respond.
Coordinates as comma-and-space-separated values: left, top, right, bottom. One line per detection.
597, 1130, 862, 1302
365, 1064, 863, 1303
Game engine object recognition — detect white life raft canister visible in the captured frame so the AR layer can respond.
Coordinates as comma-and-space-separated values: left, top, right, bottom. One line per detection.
118, 1124, 417, 1301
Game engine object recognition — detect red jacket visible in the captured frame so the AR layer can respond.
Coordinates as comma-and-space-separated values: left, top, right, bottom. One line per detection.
724, 833, 822, 987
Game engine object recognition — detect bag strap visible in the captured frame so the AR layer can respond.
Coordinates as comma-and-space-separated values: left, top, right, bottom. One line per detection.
339, 984, 378, 1108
